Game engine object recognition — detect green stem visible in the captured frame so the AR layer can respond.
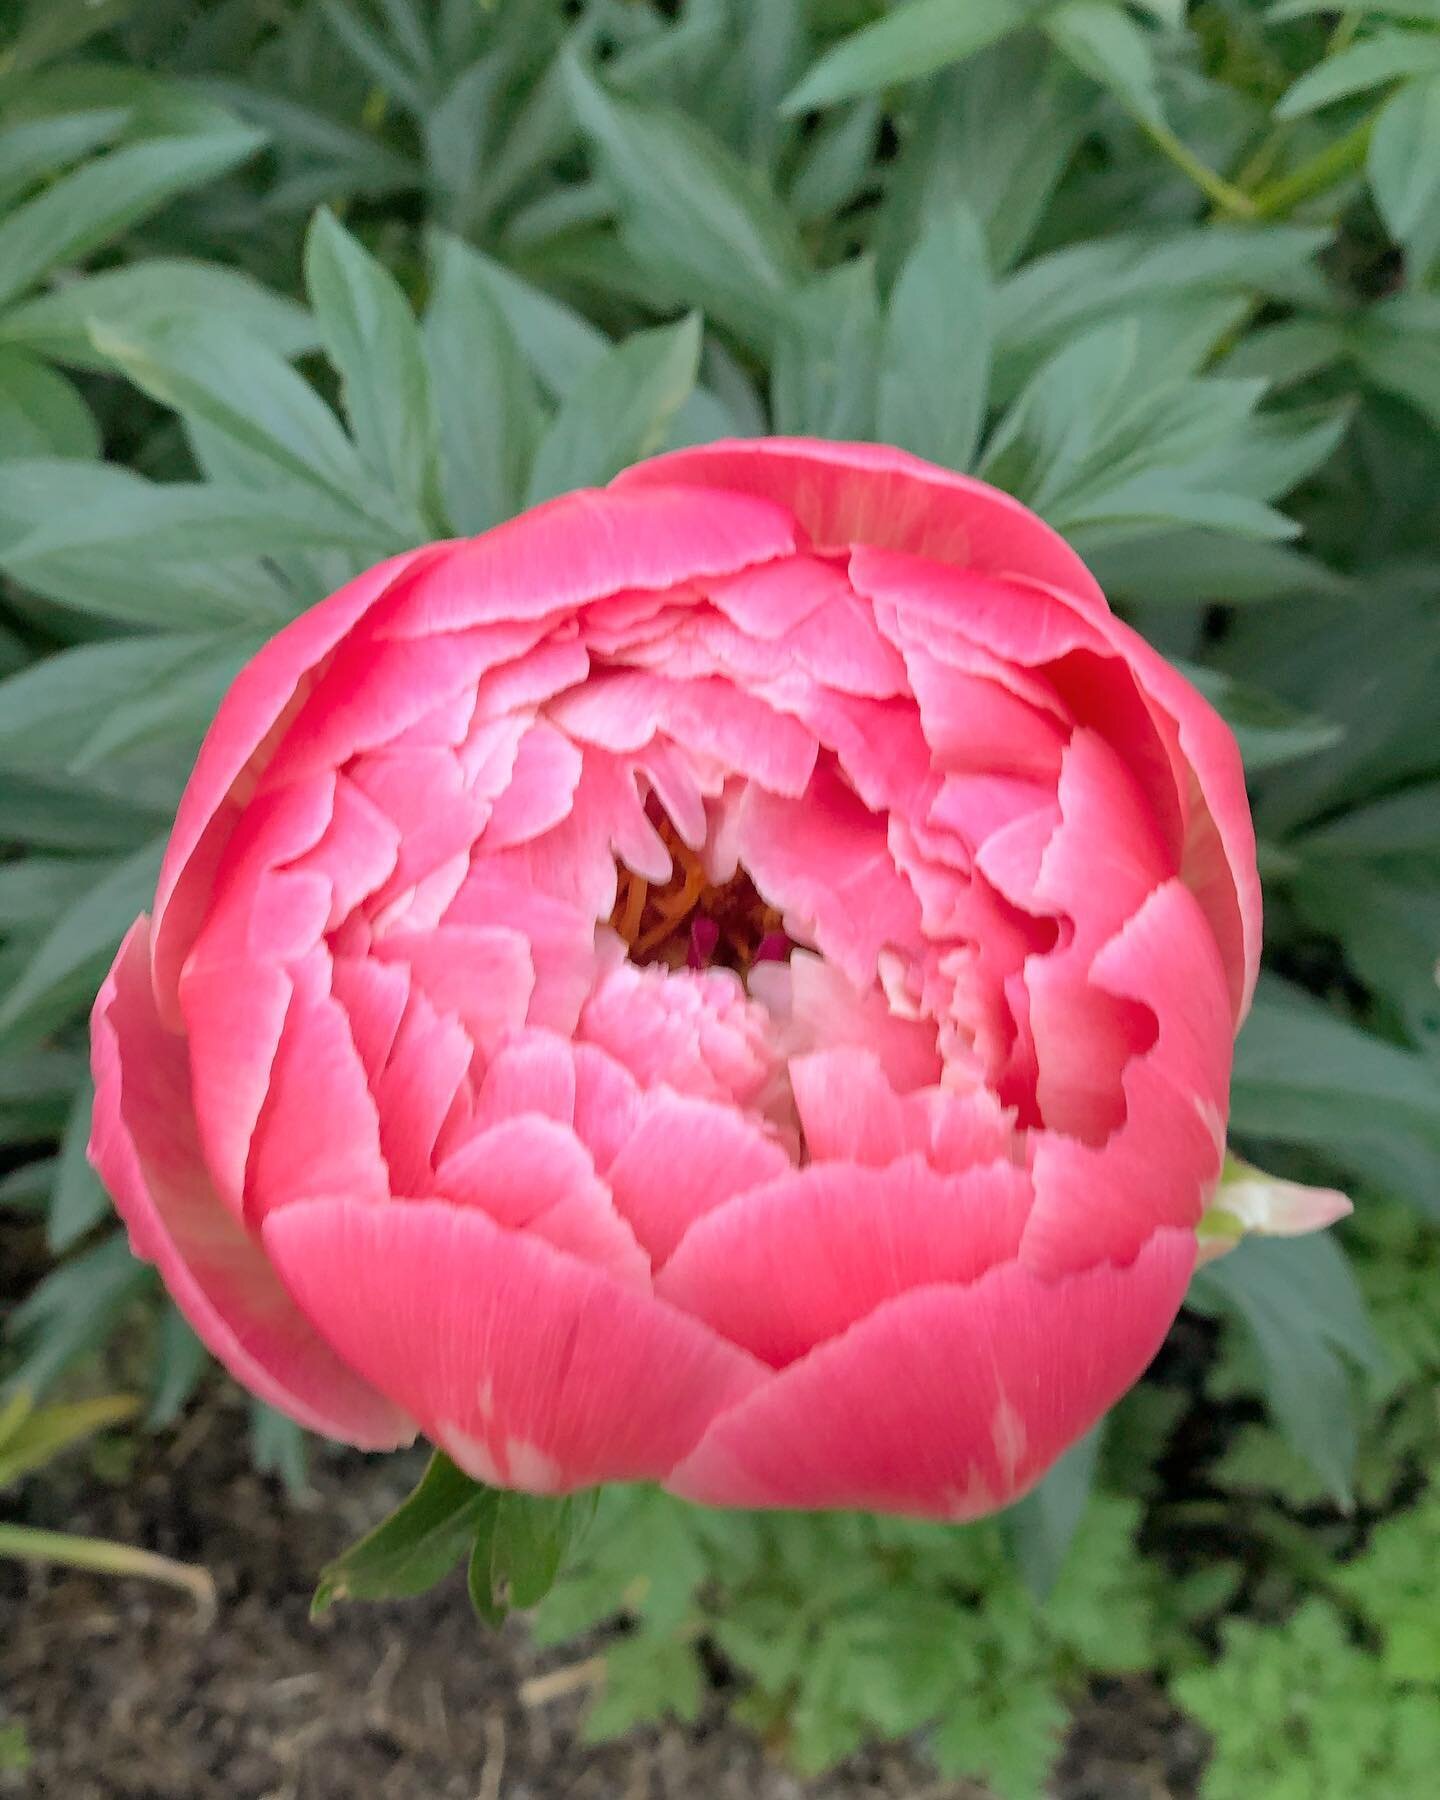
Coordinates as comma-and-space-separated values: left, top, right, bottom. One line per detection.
1250, 117, 1374, 219
0, 1522, 215, 1612
1143, 119, 1259, 218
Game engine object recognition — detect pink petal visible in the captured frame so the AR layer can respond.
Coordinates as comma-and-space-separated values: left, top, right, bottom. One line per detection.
578, 962, 777, 1111
435, 1114, 650, 1289
614, 439, 1108, 604
151, 547, 435, 1017
380, 484, 796, 638
1021, 879, 1233, 1276
373, 925, 534, 1058
658, 1156, 1032, 1367
442, 869, 600, 1036
260, 617, 558, 790
370, 984, 475, 1194
735, 762, 925, 987
90, 921, 412, 1448
262, 1197, 767, 1492
480, 720, 584, 851
1095, 614, 1260, 1021
754, 954, 941, 1093
470, 1030, 578, 1133
570, 1042, 643, 1174
788, 1048, 1013, 1169
667, 1227, 1194, 1517
179, 958, 292, 1219
244, 948, 389, 1222
603, 1091, 792, 1265
705, 554, 842, 637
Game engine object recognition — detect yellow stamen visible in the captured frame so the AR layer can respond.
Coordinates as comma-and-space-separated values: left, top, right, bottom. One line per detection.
613, 870, 649, 944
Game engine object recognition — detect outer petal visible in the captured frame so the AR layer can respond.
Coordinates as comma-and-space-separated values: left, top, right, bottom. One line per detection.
1020, 878, 1234, 1277
151, 547, 435, 1019
1089, 611, 1260, 1021
262, 1197, 767, 1493
89, 921, 412, 1448
667, 1228, 1194, 1517
378, 484, 796, 637
657, 1157, 1032, 1368
613, 439, 1108, 607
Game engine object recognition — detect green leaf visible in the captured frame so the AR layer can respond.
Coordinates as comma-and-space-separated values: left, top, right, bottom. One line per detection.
424, 233, 545, 532
1349, 297, 1440, 429
4, 1233, 153, 1400
772, 261, 881, 441
90, 315, 395, 525
1002, 1425, 1100, 1599
1176, 661, 1343, 773
465, 1509, 508, 1628
1189, 1234, 1386, 1506
0, 463, 393, 617
0, 259, 318, 367
931, 1675, 1066, 1800
0, 774, 167, 855
0, 633, 253, 764
1297, 780, 1440, 859
0, 1159, 49, 1215
0, 858, 112, 931
0, 0, 138, 75
47, 1081, 109, 1254
72, 636, 264, 772
1045, 0, 1164, 125
249, 1401, 309, 1497
0, 1391, 139, 1491
1368, 76, 1440, 269
993, 227, 1327, 399
1276, 32, 1440, 119
427, 238, 606, 401
147, 1304, 209, 1430
1089, 529, 1347, 605
0, 346, 98, 459
1268, 0, 1440, 17
0, 126, 265, 311
586, 1635, 703, 1739
569, 58, 808, 348
1290, 863, 1440, 1064
781, 0, 1037, 114
787, 97, 881, 224
1231, 977, 1440, 1218
317, 0, 434, 115
873, 38, 1091, 283
526, 314, 702, 506
879, 200, 991, 471
199, 82, 421, 208
1333, 1492, 1440, 1683
0, 108, 130, 211
0, 837, 163, 1044
304, 208, 442, 531
489, 1489, 599, 1611
312, 1451, 495, 1615
1221, 317, 1349, 391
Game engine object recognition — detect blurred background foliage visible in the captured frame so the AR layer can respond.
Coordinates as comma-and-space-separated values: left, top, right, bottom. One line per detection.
0, 0, 1437, 1793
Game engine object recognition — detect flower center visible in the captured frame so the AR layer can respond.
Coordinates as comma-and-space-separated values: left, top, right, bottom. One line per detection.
610, 819, 789, 974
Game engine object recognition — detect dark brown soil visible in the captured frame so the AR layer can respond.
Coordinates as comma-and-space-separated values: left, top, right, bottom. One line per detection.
1, 1389, 1205, 1799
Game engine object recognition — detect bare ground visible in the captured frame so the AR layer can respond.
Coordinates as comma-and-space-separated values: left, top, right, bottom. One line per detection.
0, 1391, 1207, 1800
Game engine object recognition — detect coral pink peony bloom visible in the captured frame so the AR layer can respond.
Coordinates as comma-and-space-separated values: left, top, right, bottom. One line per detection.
90, 439, 1261, 1520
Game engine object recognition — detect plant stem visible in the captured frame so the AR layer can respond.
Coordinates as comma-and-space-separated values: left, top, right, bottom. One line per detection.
0, 1522, 216, 1613
1250, 117, 1374, 219
1143, 119, 1259, 218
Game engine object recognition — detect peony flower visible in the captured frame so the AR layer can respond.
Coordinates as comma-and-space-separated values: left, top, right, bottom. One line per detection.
91, 438, 1263, 1520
